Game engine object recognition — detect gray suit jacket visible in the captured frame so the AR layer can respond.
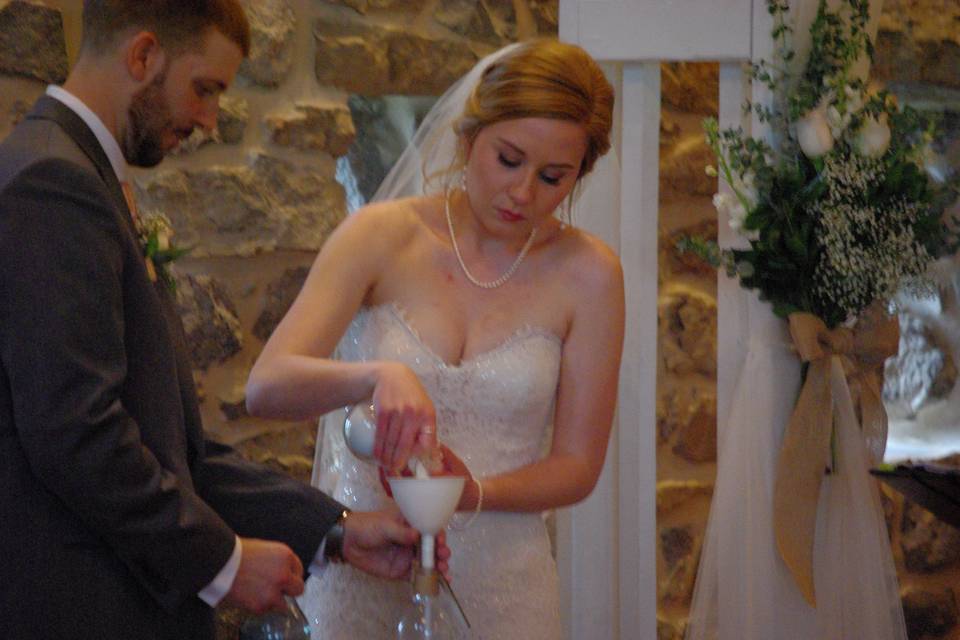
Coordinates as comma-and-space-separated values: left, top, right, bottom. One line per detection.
0, 96, 342, 639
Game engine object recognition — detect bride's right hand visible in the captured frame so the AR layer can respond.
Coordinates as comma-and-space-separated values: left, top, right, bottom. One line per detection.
371, 361, 437, 474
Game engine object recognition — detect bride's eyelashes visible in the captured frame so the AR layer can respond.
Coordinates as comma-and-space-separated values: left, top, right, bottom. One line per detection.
496, 153, 564, 186
497, 152, 521, 168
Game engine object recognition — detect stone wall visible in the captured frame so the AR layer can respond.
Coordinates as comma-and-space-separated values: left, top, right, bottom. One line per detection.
655, 60, 720, 639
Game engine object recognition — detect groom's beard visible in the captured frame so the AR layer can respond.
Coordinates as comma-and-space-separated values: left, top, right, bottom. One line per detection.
124, 70, 179, 168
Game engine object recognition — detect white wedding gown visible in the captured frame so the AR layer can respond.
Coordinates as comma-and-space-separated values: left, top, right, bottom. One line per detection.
299, 303, 563, 639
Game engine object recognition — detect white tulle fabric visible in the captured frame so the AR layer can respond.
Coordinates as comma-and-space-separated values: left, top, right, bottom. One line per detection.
299, 304, 563, 639
686, 291, 907, 640
367, 43, 523, 203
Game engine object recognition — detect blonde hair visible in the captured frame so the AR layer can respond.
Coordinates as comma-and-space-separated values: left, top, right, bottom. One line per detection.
453, 39, 614, 180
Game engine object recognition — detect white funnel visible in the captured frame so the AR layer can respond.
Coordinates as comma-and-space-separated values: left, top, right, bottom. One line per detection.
389, 476, 465, 570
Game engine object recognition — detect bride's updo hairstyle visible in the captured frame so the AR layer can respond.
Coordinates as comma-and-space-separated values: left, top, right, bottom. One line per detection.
453, 39, 614, 180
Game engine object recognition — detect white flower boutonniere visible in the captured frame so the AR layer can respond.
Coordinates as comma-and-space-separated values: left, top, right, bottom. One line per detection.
135, 214, 190, 292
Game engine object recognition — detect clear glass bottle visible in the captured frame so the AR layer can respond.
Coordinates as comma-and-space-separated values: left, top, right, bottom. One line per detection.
397, 567, 467, 639
238, 595, 311, 640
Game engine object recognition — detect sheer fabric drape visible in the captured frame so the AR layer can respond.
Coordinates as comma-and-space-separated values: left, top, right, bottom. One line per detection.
686, 291, 906, 639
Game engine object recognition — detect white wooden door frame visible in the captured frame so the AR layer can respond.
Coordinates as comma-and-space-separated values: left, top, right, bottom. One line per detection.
557, 2, 776, 638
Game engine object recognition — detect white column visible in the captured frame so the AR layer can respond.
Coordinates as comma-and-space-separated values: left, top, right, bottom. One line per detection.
556, 61, 661, 640
616, 61, 661, 640
555, 62, 622, 640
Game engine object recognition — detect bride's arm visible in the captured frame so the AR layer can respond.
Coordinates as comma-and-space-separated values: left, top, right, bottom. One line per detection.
456, 239, 625, 513
246, 203, 388, 418
245, 202, 437, 469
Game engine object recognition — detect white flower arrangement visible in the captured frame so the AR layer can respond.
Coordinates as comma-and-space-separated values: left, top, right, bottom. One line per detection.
683, 0, 958, 328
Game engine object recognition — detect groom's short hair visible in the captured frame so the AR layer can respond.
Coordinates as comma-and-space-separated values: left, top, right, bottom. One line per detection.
80, 0, 250, 58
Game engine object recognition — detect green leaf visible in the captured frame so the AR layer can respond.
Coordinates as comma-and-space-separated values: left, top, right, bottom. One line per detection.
152, 245, 192, 266
772, 301, 800, 318
786, 234, 808, 260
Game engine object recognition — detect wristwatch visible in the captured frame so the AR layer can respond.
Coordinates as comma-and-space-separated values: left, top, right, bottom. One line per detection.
323, 509, 350, 563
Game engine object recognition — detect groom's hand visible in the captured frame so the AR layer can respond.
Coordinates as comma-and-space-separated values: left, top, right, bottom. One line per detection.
343, 510, 450, 579
224, 538, 304, 613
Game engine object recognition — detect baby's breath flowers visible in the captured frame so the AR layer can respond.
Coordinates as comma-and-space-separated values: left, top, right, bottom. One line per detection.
812, 153, 934, 315
679, 0, 957, 328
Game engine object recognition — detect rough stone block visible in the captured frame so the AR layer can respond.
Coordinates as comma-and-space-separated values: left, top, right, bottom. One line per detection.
315, 19, 480, 96
901, 500, 960, 573
0, 1, 67, 84
657, 526, 700, 606
662, 62, 719, 115
265, 100, 356, 156
0, 79, 42, 141
660, 526, 694, 568
530, 0, 559, 34
234, 423, 318, 485
386, 31, 480, 94
434, 0, 500, 45
137, 153, 346, 257
253, 266, 310, 343
901, 587, 958, 639
660, 131, 717, 198
656, 480, 712, 517
239, 0, 296, 87
218, 383, 249, 422
321, 0, 429, 14
217, 95, 250, 144
169, 95, 249, 154
657, 616, 683, 640
662, 218, 719, 280
174, 273, 243, 370
671, 392, 717, 464
481, 0, 559, 40
315, 32, 391, 95
873, 0, 960, 91
659, 286, 717, 376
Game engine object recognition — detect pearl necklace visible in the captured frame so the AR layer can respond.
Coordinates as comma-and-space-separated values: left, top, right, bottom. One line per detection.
444, 191, 537, 289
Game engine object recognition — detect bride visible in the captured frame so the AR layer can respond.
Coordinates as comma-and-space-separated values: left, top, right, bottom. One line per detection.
245, 39, 623, 638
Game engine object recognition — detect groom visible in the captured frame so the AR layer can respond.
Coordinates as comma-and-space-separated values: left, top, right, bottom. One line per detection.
0, 2, 439, 639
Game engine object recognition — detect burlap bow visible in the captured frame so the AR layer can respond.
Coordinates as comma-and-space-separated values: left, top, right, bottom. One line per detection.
773, 306, 899, 606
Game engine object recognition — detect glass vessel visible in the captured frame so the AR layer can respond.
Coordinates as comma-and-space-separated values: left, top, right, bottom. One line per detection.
397, 568, 467, 639
239, 595, 311, 640
343, 402, 377, 461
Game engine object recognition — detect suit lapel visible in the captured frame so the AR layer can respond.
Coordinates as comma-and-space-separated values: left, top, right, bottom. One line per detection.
26, 96, 206, 461
26, 96, 136, 234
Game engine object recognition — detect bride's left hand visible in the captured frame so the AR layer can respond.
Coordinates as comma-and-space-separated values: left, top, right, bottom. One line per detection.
437, 444, 481, 512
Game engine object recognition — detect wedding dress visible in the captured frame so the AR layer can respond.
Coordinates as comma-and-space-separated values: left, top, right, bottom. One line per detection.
299, 303, 563, 639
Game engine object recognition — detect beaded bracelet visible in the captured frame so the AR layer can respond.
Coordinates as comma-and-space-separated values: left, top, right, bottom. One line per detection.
449, 470, 483, 531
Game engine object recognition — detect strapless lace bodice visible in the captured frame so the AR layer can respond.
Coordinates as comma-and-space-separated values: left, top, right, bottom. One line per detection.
301, 304, 564, 639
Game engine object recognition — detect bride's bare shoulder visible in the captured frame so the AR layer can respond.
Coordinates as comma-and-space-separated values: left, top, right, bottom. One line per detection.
339, 195, 437, 246
558, 225, 623, 286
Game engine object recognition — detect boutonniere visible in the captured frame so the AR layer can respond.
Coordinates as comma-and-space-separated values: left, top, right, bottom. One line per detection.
135, 214, 190, 292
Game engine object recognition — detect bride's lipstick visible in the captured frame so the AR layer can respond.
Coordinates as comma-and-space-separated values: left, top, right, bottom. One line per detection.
498, 208, 525, 223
